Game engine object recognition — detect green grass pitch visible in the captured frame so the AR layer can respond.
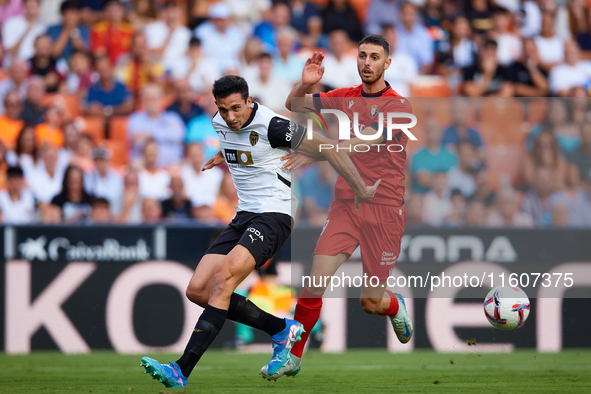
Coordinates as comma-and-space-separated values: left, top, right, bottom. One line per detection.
1, 350, 590, 393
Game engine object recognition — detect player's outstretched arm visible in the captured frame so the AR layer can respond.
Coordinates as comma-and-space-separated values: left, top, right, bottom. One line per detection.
296, 133, 380, 209
202, 151, 225, 171
285, 52, 325, 111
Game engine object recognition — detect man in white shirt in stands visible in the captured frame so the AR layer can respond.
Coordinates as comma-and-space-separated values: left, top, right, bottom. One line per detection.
138, 138, 171, 201
549, 41, 591, 96
1, 0, 46, 67
247, 53, 292, 113
145, 1, 191, 72
26, 144, 64, 206
84, 147, 124, 216
382, 24, 418, 97
321, 30, 359, 89
0, 166, 36, 224
181, 142, 224, 210
534, 12, 565, 70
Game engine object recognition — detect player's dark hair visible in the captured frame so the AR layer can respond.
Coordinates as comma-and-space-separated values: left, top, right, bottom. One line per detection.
212, 75, 249, 102
359, 34, 390, 56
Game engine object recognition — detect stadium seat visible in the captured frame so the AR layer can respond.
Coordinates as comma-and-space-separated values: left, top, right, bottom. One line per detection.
80, 116, 106, 142
409, 76, 452, 97
104, 139, 128, 169
108, 116, 129, 167
41, 93, 83, 119
486, 145, 524, 190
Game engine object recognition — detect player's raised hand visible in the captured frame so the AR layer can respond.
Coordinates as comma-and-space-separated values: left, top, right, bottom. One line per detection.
354, 179, 382, 211
302, 51, 325, 86
202, 150, 225, 171
280, 152, 316, 170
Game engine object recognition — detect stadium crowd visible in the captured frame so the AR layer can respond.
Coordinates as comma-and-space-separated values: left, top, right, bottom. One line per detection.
0, 0, 590, 227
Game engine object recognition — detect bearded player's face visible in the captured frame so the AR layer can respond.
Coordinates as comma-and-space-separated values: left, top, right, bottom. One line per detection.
357, 43, 389, 84
216, 93, 253, 131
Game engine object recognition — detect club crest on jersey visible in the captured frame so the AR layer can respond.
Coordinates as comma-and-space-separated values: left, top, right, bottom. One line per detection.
249, 131, 259, 146
369, 105, 379, 118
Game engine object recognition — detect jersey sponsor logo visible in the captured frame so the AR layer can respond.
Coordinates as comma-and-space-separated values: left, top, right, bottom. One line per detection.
224, 149, 254, 165
380, 251, 398, 266
249, 131, 259, 146
369, 104, 379, 118
285, 121, 298, 142
246, 227, 264, 242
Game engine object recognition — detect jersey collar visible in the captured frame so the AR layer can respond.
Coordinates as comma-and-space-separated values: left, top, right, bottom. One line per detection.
241, 102, 258, 129
360, 81, 392, 97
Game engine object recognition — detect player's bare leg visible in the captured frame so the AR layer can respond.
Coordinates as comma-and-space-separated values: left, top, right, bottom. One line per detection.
185, 254, 226, 307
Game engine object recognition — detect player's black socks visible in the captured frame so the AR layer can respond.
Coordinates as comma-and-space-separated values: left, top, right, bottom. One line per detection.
227, 292, 286, 336
176, 304, 227, 377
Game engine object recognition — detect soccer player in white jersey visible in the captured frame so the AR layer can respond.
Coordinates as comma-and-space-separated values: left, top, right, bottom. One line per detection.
140, 75, 380, 388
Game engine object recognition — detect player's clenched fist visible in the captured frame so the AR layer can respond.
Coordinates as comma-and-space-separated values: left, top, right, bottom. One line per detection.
354, 179, 381, 211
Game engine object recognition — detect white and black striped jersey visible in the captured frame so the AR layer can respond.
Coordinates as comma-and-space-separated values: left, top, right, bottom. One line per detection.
212, 103, 305, 216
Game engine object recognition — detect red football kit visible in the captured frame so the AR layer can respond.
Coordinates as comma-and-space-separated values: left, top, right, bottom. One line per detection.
311, 82, 411, 281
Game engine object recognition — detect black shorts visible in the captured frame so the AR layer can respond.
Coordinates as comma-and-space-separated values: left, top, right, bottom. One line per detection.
205, 211, 293, 268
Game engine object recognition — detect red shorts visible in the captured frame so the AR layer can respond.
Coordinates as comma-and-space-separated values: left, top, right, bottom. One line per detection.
314, 199, 406, 281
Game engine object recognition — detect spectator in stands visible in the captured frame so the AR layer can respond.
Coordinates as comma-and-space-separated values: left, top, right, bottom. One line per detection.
300, 162, 336, 226
235, 37, 264, 82
489, 7, 521, 66
141, 198, 163, 224
322, 0, 362, 42
534, 12, 565, 70
34, 104, 64, 148
443, 188, 466, 227
57, 121, 79, 168
249, 53, 292, 113
300, 15, 329, 51
437, 15, 478, 75
576, 2, 591, 55
172, 37, 220, 93
84, 55, 134, 123
0, 92, 25, 149
20, 76, 46, 126
273, 27, 305, 84
396, 2, 434, 73
2, 0, 45, 66
84, 147, 123, 216
50, 164, 93, 222
0, 166, 35, 224
137, 138, 170, 200
6, 125, 37, 174
291, 0, 319, 35
466, 0, 494, 37
321, 30, 359, 89
47, 0, 90, 62
29, 35, 64, 93
145, 1, 191, 72
550, 199, 570, 227
0, 0, 24, 30
212, 171, 238, 224
115, 31, 166, 98
527, 99, 580, 153
65, 50, 94, 95
27, 144, 64, 205
521, 165, 556, 226
448, 140, 479, 197
181, 142, 223, 208
194, 2, 245, 73
90, 0, 134, 65
223, 0, 271, 30
464, 199, 487, 227
186, 95, 219, 160
0, 59, 29, 112
40, 203, 62, 223
167, 79, 204, 126
422, 171, 453, 227
441, 99, 484, 151
0, 142, 7, 190
568, 122, 591, 184
510, 37, 549, 97
570, 169, 591, 227
126, 0, 157, 30
406, 193, 425, 227
253, 2, 292, 54
467, 162, 496, 207
69, 133, 95, 172
523, 130, 576, 190
486, 187, 534, 228
381, 24, 418, 97
461, 39, 514, 97
119, 167, 142, 223
366, 0, 399, 36
411, 117, 457, 194
128, 84, 185, 166
192, 199, 217, 224
161, 175, 193, 220
549, 40, 591, 97
88, 197, 112, 224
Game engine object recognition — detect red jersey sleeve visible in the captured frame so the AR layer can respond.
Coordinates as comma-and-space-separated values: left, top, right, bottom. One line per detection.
312, 87, 352, 112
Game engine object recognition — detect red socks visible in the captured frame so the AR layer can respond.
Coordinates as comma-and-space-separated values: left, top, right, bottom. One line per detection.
290, 288, 322, 358
379, 290, 399, 316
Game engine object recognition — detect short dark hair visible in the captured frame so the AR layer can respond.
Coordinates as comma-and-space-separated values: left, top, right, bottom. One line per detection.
212, 75, 249, 101
93, 197, 110, 208
60, 0, 79, 14
258, 52, 272, 61
6, 166, 24, 178
358, 34, 389, 56
189, 37, 201, 47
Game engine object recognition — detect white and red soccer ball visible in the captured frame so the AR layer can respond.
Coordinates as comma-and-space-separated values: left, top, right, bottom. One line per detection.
484, 285, 531, 331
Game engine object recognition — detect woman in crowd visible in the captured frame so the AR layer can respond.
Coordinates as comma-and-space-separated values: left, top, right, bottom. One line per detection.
50, 165, 94, 222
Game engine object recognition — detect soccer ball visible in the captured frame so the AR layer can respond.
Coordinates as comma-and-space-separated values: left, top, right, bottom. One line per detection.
483, 285, 530, 331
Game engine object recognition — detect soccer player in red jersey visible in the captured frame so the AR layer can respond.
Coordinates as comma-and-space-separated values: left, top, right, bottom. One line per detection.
260, 34, 414, 380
